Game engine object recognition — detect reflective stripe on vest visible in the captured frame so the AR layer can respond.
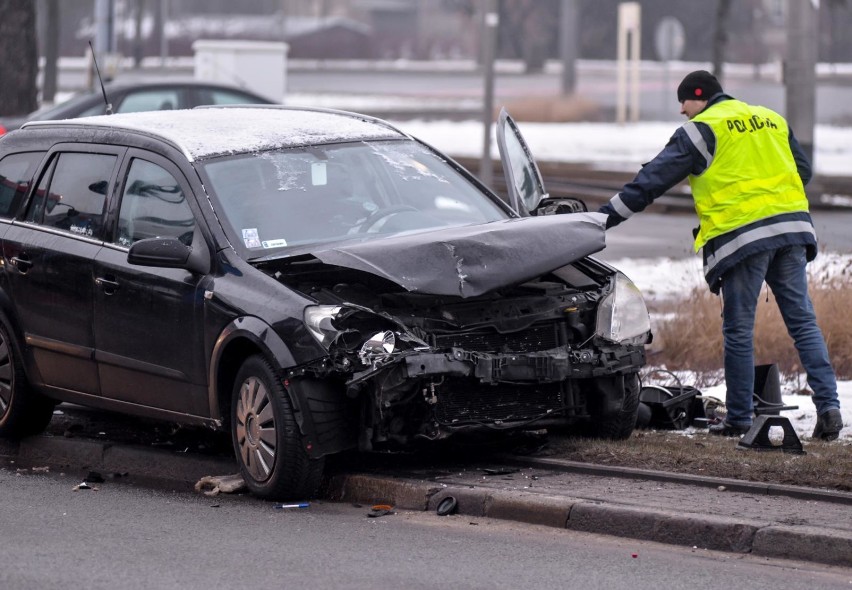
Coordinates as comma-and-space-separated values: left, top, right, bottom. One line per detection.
685, 100, 808, 251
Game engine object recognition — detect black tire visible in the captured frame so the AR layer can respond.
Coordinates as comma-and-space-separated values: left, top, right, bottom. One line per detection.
231, 355, 325, 501
589, 373, 640, 440
0, 319, 54, 439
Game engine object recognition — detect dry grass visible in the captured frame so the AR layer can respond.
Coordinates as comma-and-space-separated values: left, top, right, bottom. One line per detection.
543, 430, 852, 491
651, 281, 852, 380
498, 96, 603, 123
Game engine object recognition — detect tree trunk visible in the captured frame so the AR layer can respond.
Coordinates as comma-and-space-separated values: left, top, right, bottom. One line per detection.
711, 0, 732, 81
0, 0, 39, 116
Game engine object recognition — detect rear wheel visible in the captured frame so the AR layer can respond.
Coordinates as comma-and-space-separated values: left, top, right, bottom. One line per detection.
0, 319, 54, 439
231, 355, 325, 500
588, 373, 640, 440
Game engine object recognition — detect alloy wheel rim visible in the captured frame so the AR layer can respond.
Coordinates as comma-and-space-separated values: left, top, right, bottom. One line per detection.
235, 376, 277, 482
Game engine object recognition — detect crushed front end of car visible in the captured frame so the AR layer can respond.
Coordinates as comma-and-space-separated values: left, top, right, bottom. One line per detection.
264, 215, 652, 450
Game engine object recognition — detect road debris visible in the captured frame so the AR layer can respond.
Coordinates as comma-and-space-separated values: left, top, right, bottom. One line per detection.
194, 474, 247, 496
436, 496, 458, 516
367, 504, 395, 517
273, 502, 310, 509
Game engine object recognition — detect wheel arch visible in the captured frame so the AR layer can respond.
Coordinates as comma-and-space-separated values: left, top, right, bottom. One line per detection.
208, 316, 297, 427
0, 286, 42, 386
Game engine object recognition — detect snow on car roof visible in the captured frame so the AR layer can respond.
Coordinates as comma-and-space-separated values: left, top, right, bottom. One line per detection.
24, 107, 407, 161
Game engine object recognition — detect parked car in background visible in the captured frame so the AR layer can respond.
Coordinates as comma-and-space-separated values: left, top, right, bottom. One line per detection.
0, 106, 651, 500
0, 79, 276, 136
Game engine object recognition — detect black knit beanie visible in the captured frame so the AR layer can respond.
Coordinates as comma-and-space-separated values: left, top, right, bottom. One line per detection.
677, 70, 723, 102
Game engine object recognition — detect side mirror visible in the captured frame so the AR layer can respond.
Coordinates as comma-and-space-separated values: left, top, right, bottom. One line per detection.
535, 197, 588, 216
127, 237, 209, 274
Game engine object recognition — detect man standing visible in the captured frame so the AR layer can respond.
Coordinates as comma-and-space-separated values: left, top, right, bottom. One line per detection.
597, 70, 843, 440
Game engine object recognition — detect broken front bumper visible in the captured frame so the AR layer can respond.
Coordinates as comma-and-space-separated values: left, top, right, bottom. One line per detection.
403, 344, 645, 384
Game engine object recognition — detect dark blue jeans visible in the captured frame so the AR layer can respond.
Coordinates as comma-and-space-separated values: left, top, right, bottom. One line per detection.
720, 246, 839, 426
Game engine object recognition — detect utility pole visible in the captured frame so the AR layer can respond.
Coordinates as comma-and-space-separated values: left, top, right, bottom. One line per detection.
785, 0, 818, 163
480, 0, 499, 187
559, 0, 578, 95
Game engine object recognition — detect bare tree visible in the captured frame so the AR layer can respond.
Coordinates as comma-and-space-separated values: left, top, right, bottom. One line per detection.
711, 0, 732, 80
0, 0, 38, 116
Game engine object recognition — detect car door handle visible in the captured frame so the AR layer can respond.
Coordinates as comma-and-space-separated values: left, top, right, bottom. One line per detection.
10, 256, 33, 273
95, 276, 120, 292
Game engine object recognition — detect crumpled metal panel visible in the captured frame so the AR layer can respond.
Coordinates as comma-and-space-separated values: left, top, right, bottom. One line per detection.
309, 212, 607, 298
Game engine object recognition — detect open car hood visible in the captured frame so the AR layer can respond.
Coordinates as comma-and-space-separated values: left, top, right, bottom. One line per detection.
304, 212, 607, 298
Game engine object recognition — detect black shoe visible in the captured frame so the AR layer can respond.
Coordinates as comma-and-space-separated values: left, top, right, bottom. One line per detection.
812, 409, 843, 441
708, 421, 751, 437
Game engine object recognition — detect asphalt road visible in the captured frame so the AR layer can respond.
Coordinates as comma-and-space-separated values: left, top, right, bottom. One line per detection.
2, 468, 850, 590
595, 209, 852, 261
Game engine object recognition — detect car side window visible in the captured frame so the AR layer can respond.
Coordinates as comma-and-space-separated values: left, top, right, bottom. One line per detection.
117, 89, 181, 113
199, 88, 264, 105
0, 152, 44, 218
26, 153, 114, 238
116, 158, 195, 247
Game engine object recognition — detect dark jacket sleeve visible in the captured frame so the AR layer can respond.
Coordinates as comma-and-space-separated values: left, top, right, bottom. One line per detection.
788, 129, 812, 186
597, 125, 709, 229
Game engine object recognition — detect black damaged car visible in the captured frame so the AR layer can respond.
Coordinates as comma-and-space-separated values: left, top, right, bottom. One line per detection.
0, 106, 651, 500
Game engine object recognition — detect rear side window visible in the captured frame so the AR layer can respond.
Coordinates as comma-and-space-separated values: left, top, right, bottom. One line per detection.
26, 152, 115, 238
116, 158, 196, 247
0, 152, 44, 218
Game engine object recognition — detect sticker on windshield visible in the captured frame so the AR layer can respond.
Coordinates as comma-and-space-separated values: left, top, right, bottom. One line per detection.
242, 228, 262, 249
262, 239, 288, 249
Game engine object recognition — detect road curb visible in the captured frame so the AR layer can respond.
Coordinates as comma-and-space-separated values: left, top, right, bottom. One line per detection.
11, 435, 237, 484
327, 472, 852, 568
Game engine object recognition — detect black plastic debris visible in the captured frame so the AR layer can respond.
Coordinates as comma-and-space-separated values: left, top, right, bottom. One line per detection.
753, 364, 799, 415
638, 384, 702, 430
436, 496, 458, 516
737, 415, 805, 454
86, 471, 105, 483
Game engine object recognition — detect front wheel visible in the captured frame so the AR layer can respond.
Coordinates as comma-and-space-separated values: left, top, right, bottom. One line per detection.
587, 373, 640, 440
231, 355, 325, 500
0, 319, 54, 439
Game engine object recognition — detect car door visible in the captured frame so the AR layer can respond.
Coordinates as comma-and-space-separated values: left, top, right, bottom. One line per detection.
93, 150, 210, 416
2, 146, 121, 394
495, 108, 549, 216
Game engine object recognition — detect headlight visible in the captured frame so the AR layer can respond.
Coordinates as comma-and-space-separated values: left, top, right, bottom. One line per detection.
304, 305, 342, 349
595, 272, 651, 344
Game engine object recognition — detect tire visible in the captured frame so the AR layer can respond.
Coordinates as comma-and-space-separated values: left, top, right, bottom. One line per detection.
588, 373, 640, 440
231, 355, 325, 501
0, 319, 54, 439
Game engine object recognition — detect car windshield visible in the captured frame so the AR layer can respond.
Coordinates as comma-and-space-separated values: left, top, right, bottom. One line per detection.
200, 139, 509, 259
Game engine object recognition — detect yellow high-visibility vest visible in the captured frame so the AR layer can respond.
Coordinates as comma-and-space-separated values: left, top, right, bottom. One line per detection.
687, 100, 809, 251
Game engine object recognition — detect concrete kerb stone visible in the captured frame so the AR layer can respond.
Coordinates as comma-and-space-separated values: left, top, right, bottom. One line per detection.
16, 435, 106, 471
565, 502, 761, 554
326, 473, 436, 511
753, 526, 852, 567
13, 435, 236, 484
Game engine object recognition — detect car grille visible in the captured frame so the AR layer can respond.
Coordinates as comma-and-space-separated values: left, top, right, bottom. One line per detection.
434, 379, 566, 424
432, 323, 560, 353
